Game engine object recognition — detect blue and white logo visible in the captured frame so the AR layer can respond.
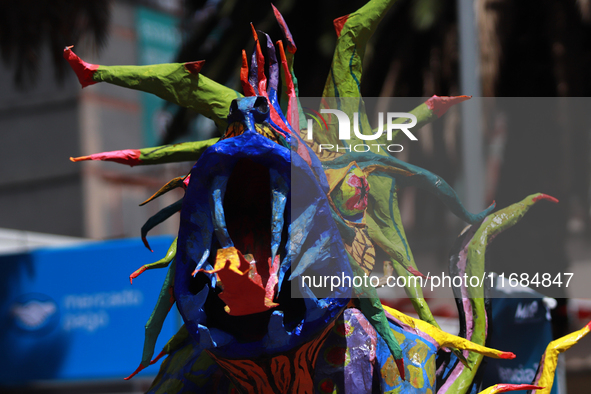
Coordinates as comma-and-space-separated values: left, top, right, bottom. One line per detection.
11, 293, 59, 333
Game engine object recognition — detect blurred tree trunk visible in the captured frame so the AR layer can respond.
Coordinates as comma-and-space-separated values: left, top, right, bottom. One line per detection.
481, 0, 591, 336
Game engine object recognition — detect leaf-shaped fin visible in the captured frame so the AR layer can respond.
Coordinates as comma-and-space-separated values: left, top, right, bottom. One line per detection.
125, 261, 176, 380
141, 198, 183, 252
257, 32, 294, 137
272, 4, 304, 129
261, 32, 279, 95
271, 4, 296, 54
249, 24, 267, 96
240, 50, 256, 96
277, 40, 298, 127
130, 238, 177, 284
140, 177, 187, 206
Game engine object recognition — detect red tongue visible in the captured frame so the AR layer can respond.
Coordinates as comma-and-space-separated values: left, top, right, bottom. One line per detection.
197, 247, 280, 316
223, 158, 273, 281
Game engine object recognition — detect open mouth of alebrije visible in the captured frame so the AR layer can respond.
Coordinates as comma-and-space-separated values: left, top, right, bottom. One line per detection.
191, 157, 305, 342
224, 158, 273, 280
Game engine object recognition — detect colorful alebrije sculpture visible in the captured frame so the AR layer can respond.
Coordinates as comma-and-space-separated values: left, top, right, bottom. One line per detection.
66, 1, 589, 393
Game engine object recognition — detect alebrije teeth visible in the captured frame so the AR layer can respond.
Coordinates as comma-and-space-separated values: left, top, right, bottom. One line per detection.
192, 250, 211, 277
270, 169, 289, 262
211, 176, 233, 248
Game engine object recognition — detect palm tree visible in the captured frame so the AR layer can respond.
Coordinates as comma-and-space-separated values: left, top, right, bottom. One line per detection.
0, 1, 110, 87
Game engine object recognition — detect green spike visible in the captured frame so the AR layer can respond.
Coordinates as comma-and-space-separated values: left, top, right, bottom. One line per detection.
130, 238, 177, 284
138, 138, 219, 165
93, 63, 241, 132
141, 178, 187, 207
140, 260, 176, 368
445, 193, 558, 393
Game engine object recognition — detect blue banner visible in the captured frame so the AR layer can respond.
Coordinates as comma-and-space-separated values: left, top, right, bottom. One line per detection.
0, 236, 179, 383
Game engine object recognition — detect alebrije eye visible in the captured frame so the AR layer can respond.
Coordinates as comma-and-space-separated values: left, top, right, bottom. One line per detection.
331, 166, 369, 218
253, 96, 270, 122
229, 99, 239, 115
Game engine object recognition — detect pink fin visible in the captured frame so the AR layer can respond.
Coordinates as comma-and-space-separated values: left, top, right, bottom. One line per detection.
71, 149, 142, 167
63, 46, 99, 88
425, 95, 471, 117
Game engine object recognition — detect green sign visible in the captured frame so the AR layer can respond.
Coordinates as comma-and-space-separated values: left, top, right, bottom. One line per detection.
136, 7, 181, 147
